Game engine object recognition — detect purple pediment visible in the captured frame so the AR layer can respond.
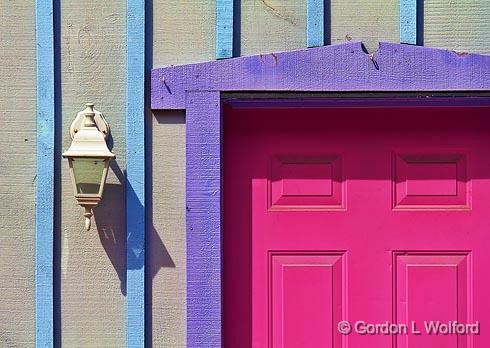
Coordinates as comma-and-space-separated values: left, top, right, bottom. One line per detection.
151, 42, 490, 110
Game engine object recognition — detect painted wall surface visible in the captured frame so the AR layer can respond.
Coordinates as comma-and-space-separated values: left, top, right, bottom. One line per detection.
331, 0, 400, 52
150, 1, 216, 345
425, 0, 490, 54
240, 0, 307, 55
0, 2, 36, 346
60, 1, 126, 346
150, 2, 219, 346
152, 0, 215, 68
0, 1, 489, 347
150, 111, 187, 347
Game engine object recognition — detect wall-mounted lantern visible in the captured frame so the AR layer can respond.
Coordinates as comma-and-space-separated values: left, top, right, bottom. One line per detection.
63, 103, 115, 230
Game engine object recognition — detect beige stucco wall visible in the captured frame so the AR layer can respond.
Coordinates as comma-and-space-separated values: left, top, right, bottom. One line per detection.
60, 1, 127, 346
0, 1, 36, 346
0, 1, 489, 347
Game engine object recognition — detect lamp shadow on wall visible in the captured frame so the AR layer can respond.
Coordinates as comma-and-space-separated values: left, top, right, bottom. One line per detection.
92, 154, 175, 296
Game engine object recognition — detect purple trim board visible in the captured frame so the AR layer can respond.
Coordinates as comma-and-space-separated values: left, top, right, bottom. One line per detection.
150, 42, 490, 348
152, 42, 490, 110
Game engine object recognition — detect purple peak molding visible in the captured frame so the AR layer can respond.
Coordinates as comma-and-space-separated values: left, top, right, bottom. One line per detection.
151, 42, 490, 110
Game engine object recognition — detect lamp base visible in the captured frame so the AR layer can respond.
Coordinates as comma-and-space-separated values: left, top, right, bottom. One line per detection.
83, 207, 93, 231
77, 198, 100, 231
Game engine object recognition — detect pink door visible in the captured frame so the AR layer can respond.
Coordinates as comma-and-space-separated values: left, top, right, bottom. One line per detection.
223, 102, 490, 348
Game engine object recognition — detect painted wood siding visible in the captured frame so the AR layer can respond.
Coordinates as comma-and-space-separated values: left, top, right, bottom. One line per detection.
150, 1, 217, 345
240, 0, 307, 55
150, 111, 187, 347
425, 0, 490, 54
0, 1, 489, 347
152, 0, 215, 68
0, 2, 36, 346
331, 0, 400, 52
60, 1, 126, 346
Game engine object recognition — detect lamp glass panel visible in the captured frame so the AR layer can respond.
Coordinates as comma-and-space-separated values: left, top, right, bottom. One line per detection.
72, 158, 106, 194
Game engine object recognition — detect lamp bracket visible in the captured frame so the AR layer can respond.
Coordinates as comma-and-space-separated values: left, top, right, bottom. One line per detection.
69, 103, 110, 140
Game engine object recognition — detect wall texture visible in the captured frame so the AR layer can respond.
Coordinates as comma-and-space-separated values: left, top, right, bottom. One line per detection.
152, 0, 215, 68
150, 111, 186, 347
150, 1, 216, 345
240, 0, 307, 55
425, 0, 490, 54
60, 1, 126, 346
150, 3, 304, 344
331, 0, 399, 52
0, 2, 36, 347
0, 1, 489, 347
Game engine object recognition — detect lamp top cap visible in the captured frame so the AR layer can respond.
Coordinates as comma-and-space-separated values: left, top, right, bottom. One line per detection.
83, 103, 95, 115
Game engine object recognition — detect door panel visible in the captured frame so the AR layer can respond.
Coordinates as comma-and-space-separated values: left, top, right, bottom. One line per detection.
223, 103, 490, 348
393, 154, 469, 209
269, 155, 344, 209
394, 252, 471, 348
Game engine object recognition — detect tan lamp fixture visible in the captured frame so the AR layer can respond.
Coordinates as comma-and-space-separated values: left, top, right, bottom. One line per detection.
63, 103, 115, 230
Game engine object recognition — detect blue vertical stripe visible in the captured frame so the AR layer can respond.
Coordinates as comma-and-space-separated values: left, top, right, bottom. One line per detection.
307, 0, 324, 47
35, 0, 55, 346
216, 0, 234, 59
400, 0, 417, 44
127, 0, 146, 346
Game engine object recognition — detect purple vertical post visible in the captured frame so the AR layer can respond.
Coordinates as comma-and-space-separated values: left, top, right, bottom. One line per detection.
186, 91, 222, 347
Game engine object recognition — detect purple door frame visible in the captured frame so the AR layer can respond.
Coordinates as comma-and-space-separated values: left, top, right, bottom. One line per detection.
150, 42, 490, 347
